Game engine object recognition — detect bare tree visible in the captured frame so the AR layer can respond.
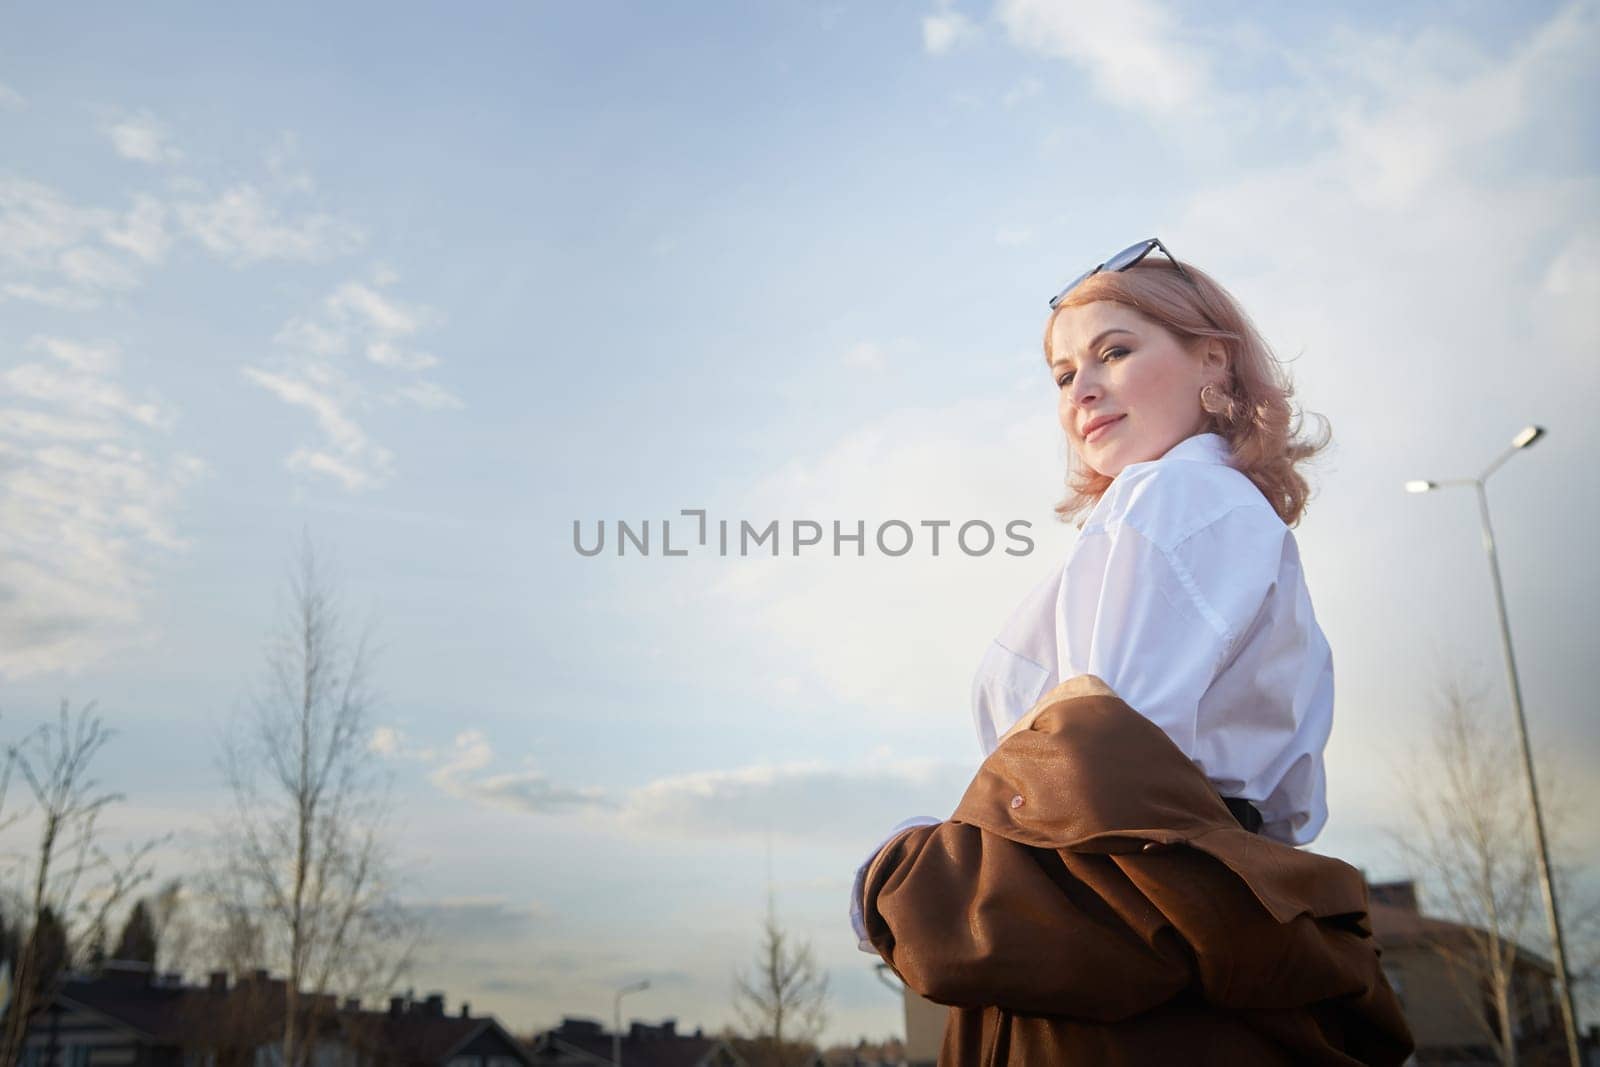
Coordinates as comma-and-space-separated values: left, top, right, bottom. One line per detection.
0, 702, 158, 1066
211, 538, 411, 1067
733, 895, 830, 1067
145, 877, 202, 977
1392, 679, 1590, 1065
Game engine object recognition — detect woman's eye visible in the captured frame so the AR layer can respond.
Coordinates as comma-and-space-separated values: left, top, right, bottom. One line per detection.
1056, 348, 1126, 388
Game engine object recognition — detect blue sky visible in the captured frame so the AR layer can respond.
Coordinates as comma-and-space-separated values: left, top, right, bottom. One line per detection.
2, 0, 1597, 1045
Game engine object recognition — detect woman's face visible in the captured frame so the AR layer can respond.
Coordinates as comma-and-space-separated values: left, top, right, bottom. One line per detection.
1049, 300, 1226, 478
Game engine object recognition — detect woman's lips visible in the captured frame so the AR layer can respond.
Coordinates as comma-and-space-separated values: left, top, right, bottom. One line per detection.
1085, 415, 1125, 443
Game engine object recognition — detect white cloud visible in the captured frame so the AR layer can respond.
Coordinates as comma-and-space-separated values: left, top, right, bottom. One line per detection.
103, 194, 172, 264
364, 340, 438, 371
407, 895, 549, 943
38, 337, 120, 375
265, 132, 317, 194
1002, 76, 1042, 108
996, 0, 1211, 118
249, 270, 457, 490
0, 178, 111, 263
0, 336, 203, 677
0, 176, 126, 309
3, 128, 362, 307
274, 317, 350, 358
318, 278, 445, 371
0, 83, 23, 110
242, 363, 394, 491
622, 757, 965, 845
369, 725, 404, 756
0, 183, 171, 306
1, 282, 101, 311
401, 724, 965, 845
59, 246, 141, 291
327, 280, 423, 336
923, 10, 979, 55
841, 337, 920, 373
106, 110, 181, 164
391, 381, 464, 410
426, 730, 606, 814
842, 340, 886, 371
176, 184, 362, 265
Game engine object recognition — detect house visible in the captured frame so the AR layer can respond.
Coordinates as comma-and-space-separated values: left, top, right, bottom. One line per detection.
526, 1017, 743, 1066
1368, 879, 1569, 1065
20, 961, 532, 1067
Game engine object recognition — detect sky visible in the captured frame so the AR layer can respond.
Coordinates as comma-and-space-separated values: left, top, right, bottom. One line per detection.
2, 0, 1598, 1047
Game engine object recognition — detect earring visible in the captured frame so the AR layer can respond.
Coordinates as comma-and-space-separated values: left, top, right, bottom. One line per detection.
1199, 382, 1230, 420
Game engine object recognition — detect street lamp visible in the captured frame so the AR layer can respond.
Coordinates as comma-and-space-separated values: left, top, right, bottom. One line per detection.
1406, 423, 1579, 1067
612, 979, 649, 1067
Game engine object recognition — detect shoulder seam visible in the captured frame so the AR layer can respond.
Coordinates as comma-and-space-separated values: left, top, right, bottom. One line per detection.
1111, 523, 1234, 649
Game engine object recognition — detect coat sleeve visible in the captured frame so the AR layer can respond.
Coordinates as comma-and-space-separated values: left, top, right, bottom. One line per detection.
860, 820, 1200, 1021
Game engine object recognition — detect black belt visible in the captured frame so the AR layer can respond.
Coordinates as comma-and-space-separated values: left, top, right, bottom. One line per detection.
1222, 796, 1263, 834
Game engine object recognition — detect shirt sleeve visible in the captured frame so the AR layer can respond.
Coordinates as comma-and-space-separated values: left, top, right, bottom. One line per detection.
849, 816, 940, 951
1062, 504, 1290, 784
1195, 527, 1334, 845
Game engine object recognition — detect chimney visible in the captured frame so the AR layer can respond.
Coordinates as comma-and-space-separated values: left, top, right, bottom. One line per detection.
422, 993, 444, 1017
100, 960, 155, 987
388, 996, 406, 1018
1368, 880, 1419, 913
208, 971, 228, 994
661, 1019, 676, 1038
459, 1002, 470, 1018
252, 968, 270, 984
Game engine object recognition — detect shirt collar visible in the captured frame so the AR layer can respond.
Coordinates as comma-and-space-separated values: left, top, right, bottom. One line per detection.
1157, 432, 1232, 466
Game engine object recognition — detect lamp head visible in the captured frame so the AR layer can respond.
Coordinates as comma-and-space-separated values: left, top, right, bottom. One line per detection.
1511, 425, 1545, 449
1404, 480, 1436, 494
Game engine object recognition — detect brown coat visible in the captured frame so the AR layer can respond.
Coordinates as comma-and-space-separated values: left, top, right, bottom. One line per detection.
861, 676, 1413, 1065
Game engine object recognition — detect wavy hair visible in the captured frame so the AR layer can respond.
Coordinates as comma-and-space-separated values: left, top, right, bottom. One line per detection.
1043, 257, 1329, 528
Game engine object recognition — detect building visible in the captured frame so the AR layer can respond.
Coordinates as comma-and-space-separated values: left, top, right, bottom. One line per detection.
20, 961, 531, 1067
1368, 879, 1569, 1065
525, 1017, 744, 1067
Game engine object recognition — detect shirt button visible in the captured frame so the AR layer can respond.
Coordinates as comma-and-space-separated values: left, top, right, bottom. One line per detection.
1010, 794, 1025, 809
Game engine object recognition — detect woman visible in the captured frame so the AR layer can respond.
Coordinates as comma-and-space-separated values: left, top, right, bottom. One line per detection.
850, 240, 1411, 1064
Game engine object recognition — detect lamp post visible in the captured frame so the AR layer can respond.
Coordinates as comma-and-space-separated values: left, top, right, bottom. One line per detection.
612, 979, 649, 1067
1406, 424, 1579, 1067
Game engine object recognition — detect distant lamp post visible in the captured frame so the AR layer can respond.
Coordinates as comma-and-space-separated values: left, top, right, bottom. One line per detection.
613, 979, 649, 1067
1406, 423, 1579, 1067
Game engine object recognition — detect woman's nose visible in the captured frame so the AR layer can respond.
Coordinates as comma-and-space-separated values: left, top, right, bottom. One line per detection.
1069, 372, 1101, 407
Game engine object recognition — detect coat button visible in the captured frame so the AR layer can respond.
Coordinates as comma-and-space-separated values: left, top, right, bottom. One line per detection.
1010, 794, 1025, 809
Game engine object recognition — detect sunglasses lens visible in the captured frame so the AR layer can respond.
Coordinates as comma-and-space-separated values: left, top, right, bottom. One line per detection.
1049, 268, 1096, 308
1104, 240, 1157, 272
1047, 240, 1171, 308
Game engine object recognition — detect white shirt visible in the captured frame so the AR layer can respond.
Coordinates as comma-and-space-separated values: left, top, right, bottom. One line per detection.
849, 432, 1335, 950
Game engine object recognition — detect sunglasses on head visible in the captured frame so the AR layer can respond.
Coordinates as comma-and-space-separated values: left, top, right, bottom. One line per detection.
1047, 237, 1194, 310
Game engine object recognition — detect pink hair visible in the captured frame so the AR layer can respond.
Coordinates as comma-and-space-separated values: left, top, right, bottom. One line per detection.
1043, 257, 1330, 528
